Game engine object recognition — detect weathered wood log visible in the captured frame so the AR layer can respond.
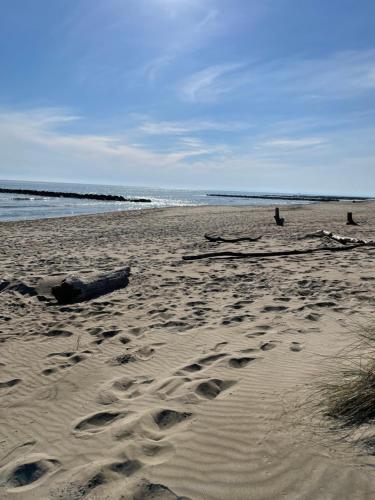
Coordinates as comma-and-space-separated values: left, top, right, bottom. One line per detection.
274, 207, 284, 226
52, 267, 131, 304
304, 230, 375, 246
182, 244, 363, 261
204, 234, 262, 243
347, 212, 358, 225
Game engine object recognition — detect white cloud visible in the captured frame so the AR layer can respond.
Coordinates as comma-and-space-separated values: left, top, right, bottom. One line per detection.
260, 137, 328, 149
177, 49, 375, 104
0, 107, 374, 195
271, 49, 375, 98
179, 63, 247, 102
138, 119, 250, 135
0, 108, 228, 178
142, 54, 175, 82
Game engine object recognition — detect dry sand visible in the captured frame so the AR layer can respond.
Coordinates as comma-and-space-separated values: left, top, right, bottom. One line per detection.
0, 202, 375, 499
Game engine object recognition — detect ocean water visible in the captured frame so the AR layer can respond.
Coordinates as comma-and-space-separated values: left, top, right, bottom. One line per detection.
0, 179, 308, 222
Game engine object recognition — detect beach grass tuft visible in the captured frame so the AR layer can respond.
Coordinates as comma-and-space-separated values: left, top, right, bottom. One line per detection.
320, 326, 375, 427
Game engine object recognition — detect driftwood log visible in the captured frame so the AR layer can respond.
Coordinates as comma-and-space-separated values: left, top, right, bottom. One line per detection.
274, 207, 284, 226
304, 230, 375, 246
52, 267, 131, 304
182, 244, 363, 261
204, 234, 262, 243
347, 212, 358, 225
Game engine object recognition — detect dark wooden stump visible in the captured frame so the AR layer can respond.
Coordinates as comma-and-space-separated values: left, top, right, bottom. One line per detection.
347, 212, 358, 225
52, 267, 131, 304
274, 207, 285, 226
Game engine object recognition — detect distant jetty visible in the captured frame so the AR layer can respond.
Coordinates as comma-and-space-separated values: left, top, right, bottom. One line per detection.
0, 188, 152, 203
207, 193, 370, 202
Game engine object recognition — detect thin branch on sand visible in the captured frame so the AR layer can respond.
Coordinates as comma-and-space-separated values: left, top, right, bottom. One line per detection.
204, 234, 262, 243
182, 244, 364, 261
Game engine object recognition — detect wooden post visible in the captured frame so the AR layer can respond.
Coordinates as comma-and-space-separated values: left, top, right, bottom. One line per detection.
274, 207, 285, 226
347, 212, 358, 225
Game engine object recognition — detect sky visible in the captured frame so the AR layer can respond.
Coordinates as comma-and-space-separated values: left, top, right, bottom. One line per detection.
0, 0, 374, 195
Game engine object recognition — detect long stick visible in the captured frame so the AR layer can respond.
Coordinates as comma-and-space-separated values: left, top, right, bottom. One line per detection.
204, 234, 262, 243
182, 244, 364, 261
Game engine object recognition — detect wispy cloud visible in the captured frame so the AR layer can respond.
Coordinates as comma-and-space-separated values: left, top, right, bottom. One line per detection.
142, 54, 175, 82
178, 49, 375, 103
0, 108, 227, 170
138, 119, 250, 135
179, 63, 247, 102
269, 49, 375, 99
260, 137, 328, 149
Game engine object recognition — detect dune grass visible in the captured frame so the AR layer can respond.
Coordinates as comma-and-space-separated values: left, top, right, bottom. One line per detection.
321, 326, 375, 427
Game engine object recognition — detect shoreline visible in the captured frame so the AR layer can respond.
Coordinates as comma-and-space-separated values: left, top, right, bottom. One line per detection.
0, 198, 363, 225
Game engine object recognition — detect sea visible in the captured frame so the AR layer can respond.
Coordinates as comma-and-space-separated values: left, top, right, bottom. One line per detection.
0, 179, 311, 222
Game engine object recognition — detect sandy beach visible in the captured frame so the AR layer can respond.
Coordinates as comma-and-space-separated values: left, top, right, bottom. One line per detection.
1, 201, 375, 500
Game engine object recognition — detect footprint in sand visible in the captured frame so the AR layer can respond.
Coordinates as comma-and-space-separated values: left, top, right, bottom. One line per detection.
228, 356, 257, 368
245, 332, 267, 339
178, 352, 228, 375
134, 480, 191, 500
41, 351, 90, 375
290, 342, 303, 352
73, 410, 128, 435
305, 312, 321, 321
41, 328, 73, 338
133, 346, 155, 361
128, 326, 146, 336
0, 378, 21, 390
221, 315, 247, 325
108, 458, 143, 476
51, 458, 143, 499
153, 409, 193, 431
0, 454, 61, 491
152, 376, 194, 400
87, 326, 121, 345
119, 336, 132, 345
151, 320, 192, 333
261, 305, 288, 313
194, 378, 236, 400
41, 367, 59, 376
97, 375, 154, 405
213, 341, 228, 351
47, 351, 74, 358
260, 341, 278, 351
112, 375, 154, 393
112, 407, 194, 447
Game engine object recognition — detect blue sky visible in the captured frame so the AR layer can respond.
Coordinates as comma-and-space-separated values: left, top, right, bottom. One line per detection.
0, 0, 374, 195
